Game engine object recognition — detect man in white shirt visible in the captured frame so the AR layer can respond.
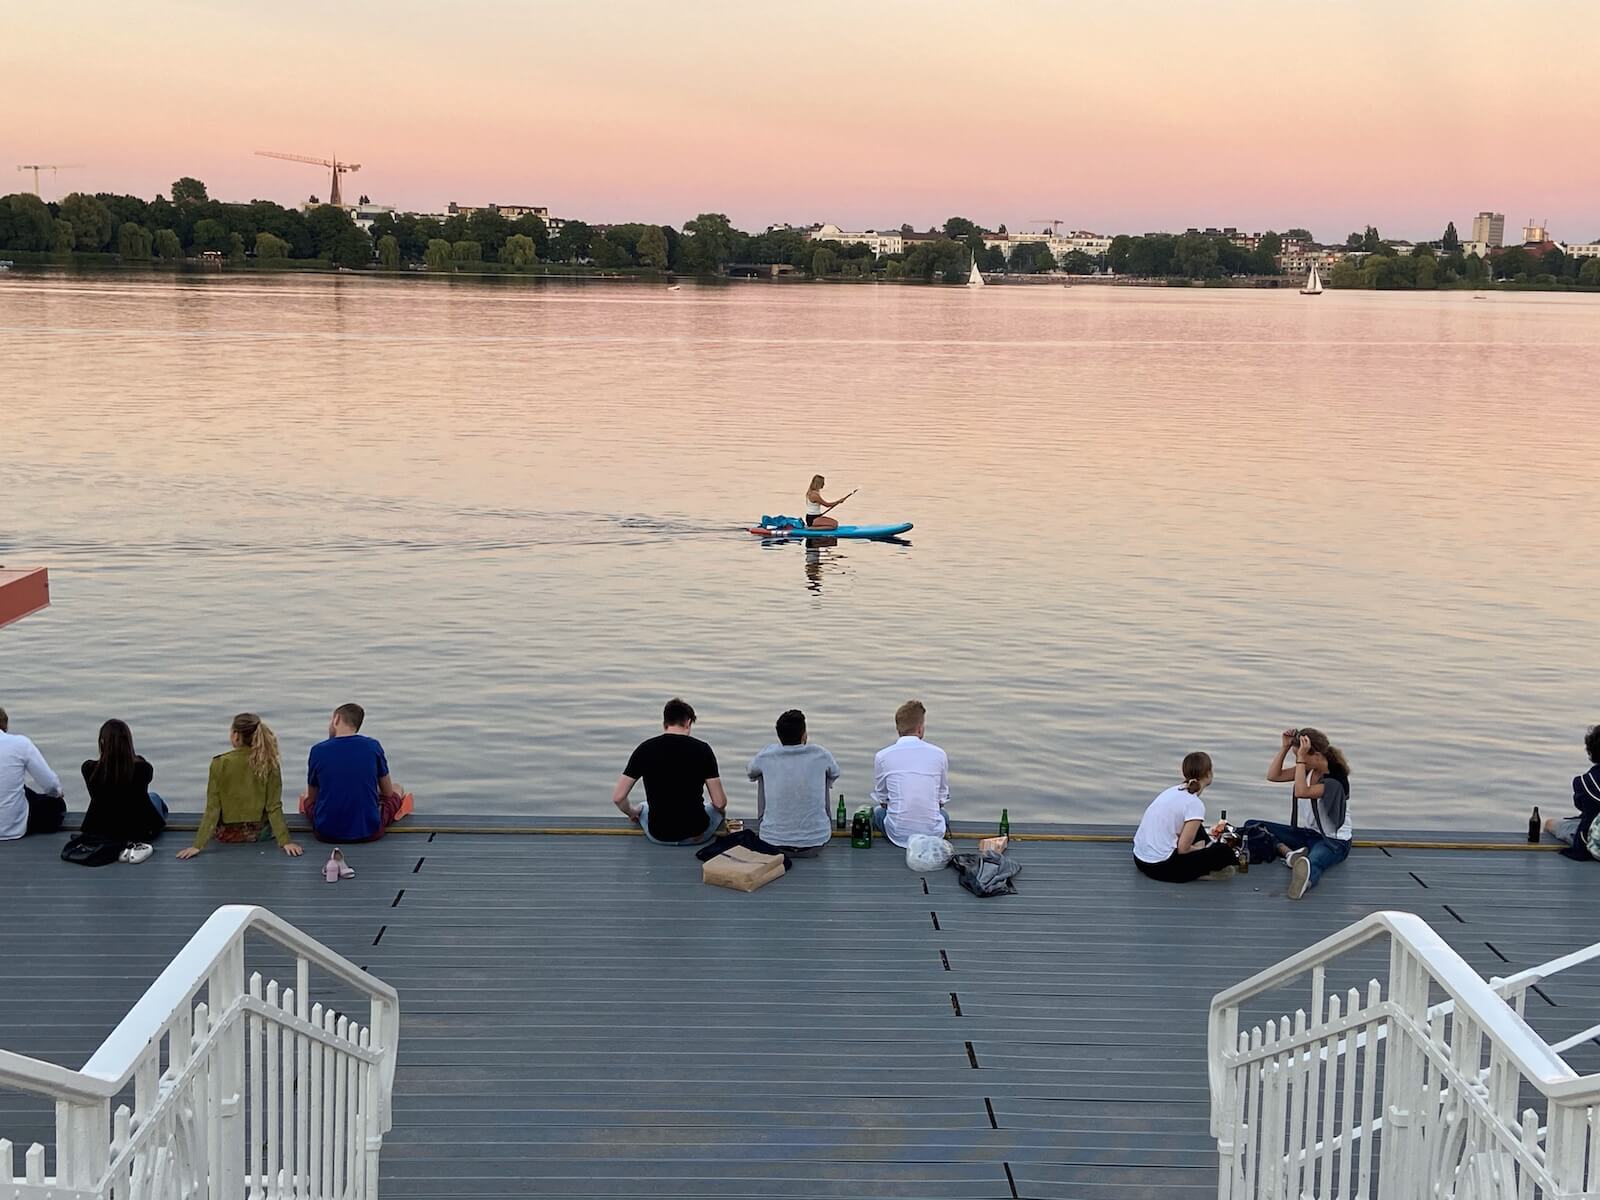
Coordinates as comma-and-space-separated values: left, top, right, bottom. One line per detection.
0, 707, 65, 841
870, 699, 950, 847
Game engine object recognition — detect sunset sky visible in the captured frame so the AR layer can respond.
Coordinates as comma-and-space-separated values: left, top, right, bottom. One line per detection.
6, 0, 1598, 241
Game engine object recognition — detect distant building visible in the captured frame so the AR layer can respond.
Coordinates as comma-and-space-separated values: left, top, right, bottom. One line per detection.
1461, 241, 1491, 258
1386, 241, 1415, 257
345, 202, 396, 232
446, 202, 565, 236
1564, 242, 1600, 259
1279, 247, 1347, 277
982, 229, 1111, 263
805, 224, 904, 256
1521, 220, 1550, 245
1470, 212, 1505, 249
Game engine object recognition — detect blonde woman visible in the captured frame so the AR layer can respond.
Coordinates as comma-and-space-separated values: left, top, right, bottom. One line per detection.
177, 713, 303, 859
804, 474, 854, 530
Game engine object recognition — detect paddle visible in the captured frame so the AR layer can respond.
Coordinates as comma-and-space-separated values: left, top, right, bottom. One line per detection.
832, 488, 858, 511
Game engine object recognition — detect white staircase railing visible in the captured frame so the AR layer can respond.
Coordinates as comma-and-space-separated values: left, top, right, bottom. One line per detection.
0, 905, 399, 1199
1209, 910, 1600, 1200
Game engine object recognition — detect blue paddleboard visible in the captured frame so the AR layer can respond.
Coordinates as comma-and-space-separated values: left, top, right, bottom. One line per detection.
749, 516, 913, 540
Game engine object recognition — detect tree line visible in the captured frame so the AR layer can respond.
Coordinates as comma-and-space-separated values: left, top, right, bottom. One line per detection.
1325, 224, 1600, 289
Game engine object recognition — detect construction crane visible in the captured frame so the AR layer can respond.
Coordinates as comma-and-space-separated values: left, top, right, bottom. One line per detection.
254, 151, 361, 207
1030, 218, 1066, 235
16, 164, 84, 196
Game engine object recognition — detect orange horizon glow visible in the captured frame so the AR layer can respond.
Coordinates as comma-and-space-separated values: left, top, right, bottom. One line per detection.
5, 0, 1599, 242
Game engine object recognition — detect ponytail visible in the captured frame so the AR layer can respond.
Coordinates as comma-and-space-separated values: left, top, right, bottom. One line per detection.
1301, 728, 1350, 781
231, 713, 281, 781
1180, 751, 1213, 794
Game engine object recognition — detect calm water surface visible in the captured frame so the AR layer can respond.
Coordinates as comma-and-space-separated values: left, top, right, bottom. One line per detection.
2, 272, 1596, 831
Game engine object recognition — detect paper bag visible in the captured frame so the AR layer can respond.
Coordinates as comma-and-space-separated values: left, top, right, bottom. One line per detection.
702, 845, 786, 893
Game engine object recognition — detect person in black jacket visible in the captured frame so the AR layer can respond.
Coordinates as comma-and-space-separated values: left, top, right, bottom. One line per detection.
1543, 724, 1600, 860
80, 719, 167, 845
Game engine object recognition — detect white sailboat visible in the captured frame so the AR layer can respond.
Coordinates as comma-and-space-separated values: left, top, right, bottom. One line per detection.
968, 257, 985, 287
1300, 263, 1323, 295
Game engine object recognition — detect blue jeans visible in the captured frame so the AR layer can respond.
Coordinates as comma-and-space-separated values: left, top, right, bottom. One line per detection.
1244, 820, 1349, 889
638, 801, 722, 846
148, 791, 170, 820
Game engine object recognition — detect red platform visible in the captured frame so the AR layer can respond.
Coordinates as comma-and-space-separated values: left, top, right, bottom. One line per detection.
0, 568, 49, 629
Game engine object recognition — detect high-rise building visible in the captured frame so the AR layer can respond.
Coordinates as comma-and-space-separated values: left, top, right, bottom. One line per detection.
1521, 220, 1549, 244
1470, 212, 1505, 248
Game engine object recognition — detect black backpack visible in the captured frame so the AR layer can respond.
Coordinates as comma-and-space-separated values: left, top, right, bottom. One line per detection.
61, 835, 122, 867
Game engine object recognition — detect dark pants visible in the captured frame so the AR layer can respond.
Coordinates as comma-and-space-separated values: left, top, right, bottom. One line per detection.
1135, 839, 1238, 883
1242, 820, 1350, 888
24, 787, 66, 835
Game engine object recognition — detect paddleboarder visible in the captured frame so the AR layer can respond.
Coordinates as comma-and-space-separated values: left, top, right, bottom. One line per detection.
805, 474, 855, 530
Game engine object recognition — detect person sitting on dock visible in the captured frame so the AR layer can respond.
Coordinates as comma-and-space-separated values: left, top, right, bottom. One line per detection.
748, 709, 840, 853
80, 719, 167, 845
1243, 728, 1353, 900
1542, 723, 1600, 859
1132, 752, 1237, 882
178, 713, 302, 859
870, 699, 950, 847
613, 698, 728, 845
299, 703, 414, 843
0, 706, 66, 840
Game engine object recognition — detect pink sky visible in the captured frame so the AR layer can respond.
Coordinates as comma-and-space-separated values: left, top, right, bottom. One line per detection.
5, 0, 1598, 242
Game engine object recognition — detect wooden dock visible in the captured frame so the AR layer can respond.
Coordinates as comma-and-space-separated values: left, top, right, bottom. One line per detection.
3, 823, 1598, 1198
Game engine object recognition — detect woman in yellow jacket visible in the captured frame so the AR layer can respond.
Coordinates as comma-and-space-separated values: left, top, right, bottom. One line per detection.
177, 713, 304, 859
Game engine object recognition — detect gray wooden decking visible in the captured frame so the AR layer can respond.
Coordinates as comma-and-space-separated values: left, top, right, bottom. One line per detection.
4, 826, 1600, 1198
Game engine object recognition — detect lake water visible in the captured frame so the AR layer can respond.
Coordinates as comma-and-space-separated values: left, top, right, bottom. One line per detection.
2, 272, 1597, 832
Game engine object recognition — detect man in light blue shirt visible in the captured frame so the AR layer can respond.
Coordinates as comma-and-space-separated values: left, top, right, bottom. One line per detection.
748, 709, 839, 851
0, 707, 65, 841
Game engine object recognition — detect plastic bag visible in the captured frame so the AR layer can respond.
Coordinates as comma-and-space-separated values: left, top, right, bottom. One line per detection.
905, 834, 954, 872
949, 849, 1021, 897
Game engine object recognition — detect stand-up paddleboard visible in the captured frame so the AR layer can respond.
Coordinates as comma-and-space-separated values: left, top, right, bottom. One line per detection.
749, 515, 912, 540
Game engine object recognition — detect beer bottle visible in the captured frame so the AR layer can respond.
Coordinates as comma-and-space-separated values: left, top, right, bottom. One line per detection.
1528, 806, 1541, 844
998, 808, 1010, 837
836, 794, 847, 833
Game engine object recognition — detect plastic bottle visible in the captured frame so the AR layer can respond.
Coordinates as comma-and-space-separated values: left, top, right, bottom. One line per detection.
1529, 806, 1541, 844
998, 808, 1010, 837
836, 794, 847, 832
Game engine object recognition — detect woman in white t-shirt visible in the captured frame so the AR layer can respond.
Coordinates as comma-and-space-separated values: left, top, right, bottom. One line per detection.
1132, 752, 1238, 883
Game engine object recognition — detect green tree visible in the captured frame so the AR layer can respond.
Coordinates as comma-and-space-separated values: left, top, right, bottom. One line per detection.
1541, 248, 1567, 278
1580, 258, 1600, 286
377, 234, 400, 269
499, 233, 537, 266
902, 238, 967, 282
1494, 247, 1530, 279
228, 232, 246, 263
1413, 255, 1438, 289
1009, 242, 1055, 274
51, 218, 74, 253
636, 225, 669, 269
1285, 228, 1313, 243
59, 193, 116, 250
171, 177, 208, 205
98, 194, 150, 230
590, 234, 634, 268
450, 240, 482, 262
678, 213, 735, 273
811, 247, 838, 276
424, 238, 453, 269
116, 221, 153, 259
979, 245, 1006, 272
467, 209, 512, 260
154, 229, 182, 260
1258, 231, 1283, 257
507, 212, 548, 257
1463, 253, 1488, 284
1441, 221, 1460, 254
191, 218, 229, 253
1060, 250, 1094, 274
943, 216, 982, 240
1107, 234, 1134, 274
1174, 233, 1219, 279
1328, 259, 1364, 288
255, 232, 290, 260
548, 220, 592, 263
1361, 226, 1383, 254
1, 193, 58, 250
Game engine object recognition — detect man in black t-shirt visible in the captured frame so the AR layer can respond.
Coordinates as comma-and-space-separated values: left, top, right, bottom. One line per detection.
611, 698, 728, 845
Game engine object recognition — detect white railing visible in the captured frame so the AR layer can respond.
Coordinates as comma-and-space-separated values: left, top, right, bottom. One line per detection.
1209, 910, 1600, 1199
0, 905, 399, 1199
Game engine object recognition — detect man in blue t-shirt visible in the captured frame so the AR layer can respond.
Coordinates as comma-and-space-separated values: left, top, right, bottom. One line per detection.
299, 703, 413, 842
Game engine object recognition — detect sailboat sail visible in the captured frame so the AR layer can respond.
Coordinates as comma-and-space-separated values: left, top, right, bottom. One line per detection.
1301, 264, 1323, 295
968, 258, 985, 287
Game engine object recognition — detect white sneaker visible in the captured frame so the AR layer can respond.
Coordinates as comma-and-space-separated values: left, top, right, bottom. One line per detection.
1287, 852, 1312, 900
120, 843, 153, 865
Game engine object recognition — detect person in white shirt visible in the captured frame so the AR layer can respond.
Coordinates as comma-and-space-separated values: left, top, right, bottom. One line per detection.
1132, 752, 1237, 882
870, 699, 949, 847
0, 706, 66, 841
